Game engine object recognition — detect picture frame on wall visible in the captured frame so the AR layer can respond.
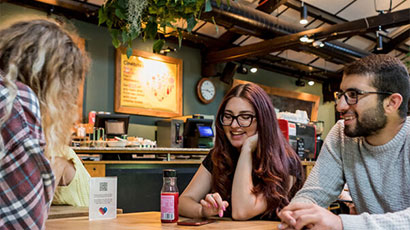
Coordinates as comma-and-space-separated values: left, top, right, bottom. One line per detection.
233, 79, 320, 121
115, 48, 183, 117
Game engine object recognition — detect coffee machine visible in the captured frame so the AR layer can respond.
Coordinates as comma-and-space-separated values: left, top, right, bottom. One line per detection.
278, 119, 316, 160
156, 119, 184, 148
183, 116, 214, 148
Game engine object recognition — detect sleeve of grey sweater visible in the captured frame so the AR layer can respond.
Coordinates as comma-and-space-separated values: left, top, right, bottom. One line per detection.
291, 121, 346, 207
340, 208, 410, 230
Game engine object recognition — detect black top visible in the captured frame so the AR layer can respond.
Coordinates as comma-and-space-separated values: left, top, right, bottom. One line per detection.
201, 152, 280, 221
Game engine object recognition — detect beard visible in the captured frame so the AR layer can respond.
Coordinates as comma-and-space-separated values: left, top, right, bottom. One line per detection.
344, 102, 387, 137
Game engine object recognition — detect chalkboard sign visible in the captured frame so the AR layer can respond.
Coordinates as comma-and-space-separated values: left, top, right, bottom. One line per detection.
233, 80, 320, 121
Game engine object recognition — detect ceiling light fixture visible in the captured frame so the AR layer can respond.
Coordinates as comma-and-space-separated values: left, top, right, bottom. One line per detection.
300, 1, 308, 25
159, 46, 177, 55
295, 78, 305, 87
300, 35, 314, 43
308, 80, 315, 86
250, 67, 258, 73
237, 64, 248, 74
312, 40, 324, 48
376, 25, 383, 51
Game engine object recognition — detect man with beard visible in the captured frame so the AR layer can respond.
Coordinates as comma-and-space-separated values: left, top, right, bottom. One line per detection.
278, 54, 410, 230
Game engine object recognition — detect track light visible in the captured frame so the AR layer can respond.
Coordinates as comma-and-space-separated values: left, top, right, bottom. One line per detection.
159, 46, 177, 55
250, 67, 258, 73
313, 40, 324, 48
237, 64, 248, 74
300, 1, 308, 25
295, 78, 305, 87
376, 26, 383, 51
300, 35, 314, 43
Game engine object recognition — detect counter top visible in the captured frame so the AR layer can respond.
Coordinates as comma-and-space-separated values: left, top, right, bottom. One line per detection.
72, 147, 211, 155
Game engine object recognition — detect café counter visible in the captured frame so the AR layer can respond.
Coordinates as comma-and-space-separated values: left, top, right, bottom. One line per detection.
46, 211, 280, 230
73, 147, 314, 213
73, 147, 210, 177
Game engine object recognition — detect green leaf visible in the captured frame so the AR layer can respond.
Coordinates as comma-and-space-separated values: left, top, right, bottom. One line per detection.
115, 8, 127, 20
110, 29, 121, 48
186, 15, 197, 32
153, 39, 165, 53
117, 0, 127, 9
122, 30, 129, 43
145, 21, 158, 40
204, 0, 212, 12
98, 7, 107, 25
126, 47, 133, 58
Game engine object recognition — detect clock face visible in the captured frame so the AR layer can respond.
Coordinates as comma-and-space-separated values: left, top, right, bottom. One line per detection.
197, 78, 216, 104
201, 80, 215, 100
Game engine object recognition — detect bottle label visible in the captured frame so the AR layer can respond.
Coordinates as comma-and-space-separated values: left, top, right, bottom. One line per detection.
161, 194, 175, 220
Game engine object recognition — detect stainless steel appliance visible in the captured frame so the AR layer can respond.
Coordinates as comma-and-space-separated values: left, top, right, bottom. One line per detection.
156, 119, 184, 148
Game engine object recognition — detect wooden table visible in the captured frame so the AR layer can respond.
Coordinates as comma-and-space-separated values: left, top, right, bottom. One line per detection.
45, 211, 280, 229
48, 206, 123, 219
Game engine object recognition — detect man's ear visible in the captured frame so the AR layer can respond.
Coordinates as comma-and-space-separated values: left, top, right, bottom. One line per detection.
384, 93, 403, 114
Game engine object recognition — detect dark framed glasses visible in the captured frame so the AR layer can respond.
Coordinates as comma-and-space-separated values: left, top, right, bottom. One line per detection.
334, 89, 393, 105
220, 113, 256, 127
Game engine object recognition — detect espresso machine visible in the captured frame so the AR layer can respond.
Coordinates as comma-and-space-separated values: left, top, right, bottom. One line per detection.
313, 121, 324, 160
156, 119, 184, 148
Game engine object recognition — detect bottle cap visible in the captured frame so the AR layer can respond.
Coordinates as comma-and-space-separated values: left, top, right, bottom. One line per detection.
163, 169, 176, 177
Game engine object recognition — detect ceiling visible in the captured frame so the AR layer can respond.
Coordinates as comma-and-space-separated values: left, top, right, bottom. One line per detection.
7, 0, 410, 88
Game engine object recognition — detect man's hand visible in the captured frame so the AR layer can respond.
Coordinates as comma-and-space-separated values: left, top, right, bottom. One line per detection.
277, 203, 343, 230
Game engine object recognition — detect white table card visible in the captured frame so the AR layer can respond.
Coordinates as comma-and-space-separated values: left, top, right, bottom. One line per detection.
89, 177, 117, 220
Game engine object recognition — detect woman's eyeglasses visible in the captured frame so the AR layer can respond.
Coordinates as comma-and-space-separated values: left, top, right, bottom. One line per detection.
334, 89, 393, 105
220, 113, 256, 127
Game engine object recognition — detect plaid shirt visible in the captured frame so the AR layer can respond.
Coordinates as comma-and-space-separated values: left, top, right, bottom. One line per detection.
0, 80, 55, 230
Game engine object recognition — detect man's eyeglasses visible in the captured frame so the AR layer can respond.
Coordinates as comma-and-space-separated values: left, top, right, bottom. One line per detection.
334, 89, 393, 105
220, 113, 256, 127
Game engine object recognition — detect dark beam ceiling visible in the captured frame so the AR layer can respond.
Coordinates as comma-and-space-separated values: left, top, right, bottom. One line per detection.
205, 9, 410, 64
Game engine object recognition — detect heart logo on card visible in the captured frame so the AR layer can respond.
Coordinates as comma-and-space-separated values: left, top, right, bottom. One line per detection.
99, 207, 108, 215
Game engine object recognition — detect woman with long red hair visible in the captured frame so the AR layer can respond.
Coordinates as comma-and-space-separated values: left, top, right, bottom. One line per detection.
179, 82, 304, 220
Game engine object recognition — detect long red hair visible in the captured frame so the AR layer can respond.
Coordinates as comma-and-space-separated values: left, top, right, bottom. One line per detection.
210, 83, 304, 218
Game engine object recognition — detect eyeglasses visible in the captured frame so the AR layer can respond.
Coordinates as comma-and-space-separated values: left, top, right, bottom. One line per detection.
220, 113, 256, 127
334, 89, 393, 105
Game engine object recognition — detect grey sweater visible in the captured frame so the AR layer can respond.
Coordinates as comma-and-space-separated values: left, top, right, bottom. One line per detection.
291, 116, 410, 230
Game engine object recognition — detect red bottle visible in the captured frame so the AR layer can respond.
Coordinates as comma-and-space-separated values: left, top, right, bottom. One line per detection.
161, 169, 179, 223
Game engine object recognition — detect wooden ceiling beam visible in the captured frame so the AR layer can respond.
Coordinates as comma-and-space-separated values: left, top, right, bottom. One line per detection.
206, 9, 410, 64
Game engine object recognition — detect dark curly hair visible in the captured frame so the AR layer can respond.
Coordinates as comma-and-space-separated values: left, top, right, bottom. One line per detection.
210, 83, 304, 218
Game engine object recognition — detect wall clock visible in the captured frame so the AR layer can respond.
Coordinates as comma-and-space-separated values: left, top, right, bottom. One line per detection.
196, 78, 216, 104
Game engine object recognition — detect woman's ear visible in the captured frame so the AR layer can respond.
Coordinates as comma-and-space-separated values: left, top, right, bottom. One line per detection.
384, 93, 403, 114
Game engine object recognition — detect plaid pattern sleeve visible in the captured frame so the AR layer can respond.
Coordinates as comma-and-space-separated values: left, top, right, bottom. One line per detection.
0, 80, 55, 230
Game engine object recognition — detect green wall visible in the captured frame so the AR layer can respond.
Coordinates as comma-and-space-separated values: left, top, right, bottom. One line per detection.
0, 2, 335, 139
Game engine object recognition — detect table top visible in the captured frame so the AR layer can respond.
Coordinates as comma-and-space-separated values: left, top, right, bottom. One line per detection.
48, 205, 123, 219
45, 211, 280, 230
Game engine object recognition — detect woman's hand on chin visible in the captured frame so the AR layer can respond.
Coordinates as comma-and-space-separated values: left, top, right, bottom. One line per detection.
241, 133, 258, 153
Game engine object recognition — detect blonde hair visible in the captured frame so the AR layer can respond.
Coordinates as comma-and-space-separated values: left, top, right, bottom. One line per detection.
0, 19, 89, 159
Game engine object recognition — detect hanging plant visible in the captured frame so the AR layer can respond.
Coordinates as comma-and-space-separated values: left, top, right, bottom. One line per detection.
98, 0, 216, 57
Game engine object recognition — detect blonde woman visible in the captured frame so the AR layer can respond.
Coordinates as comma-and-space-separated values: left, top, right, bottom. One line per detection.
0, 19, 89, 229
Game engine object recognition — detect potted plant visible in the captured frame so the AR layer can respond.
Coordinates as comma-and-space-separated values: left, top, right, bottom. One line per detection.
98, 0, 215, 57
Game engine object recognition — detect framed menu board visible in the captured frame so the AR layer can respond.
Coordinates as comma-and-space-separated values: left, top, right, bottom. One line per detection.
115, 48, 183, 117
